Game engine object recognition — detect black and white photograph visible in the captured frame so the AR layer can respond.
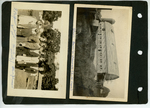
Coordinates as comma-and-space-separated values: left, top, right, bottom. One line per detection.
15, 9, 61, 90
7, 2, 69, 98
70, 4, 132, 102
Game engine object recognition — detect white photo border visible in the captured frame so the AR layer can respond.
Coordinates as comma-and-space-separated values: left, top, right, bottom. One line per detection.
69, 4, 132, 102
7, 2, 70, 99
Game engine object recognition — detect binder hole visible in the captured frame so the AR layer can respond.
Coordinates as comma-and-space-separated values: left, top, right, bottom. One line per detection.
138, 87, 143, 92
138, 50, 143, 55
137, 13, 142, 18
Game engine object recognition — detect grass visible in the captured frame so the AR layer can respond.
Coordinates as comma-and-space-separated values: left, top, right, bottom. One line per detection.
73, 12, 99, 97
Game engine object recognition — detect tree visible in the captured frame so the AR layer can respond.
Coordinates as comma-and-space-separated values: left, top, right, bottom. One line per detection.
43, 11, 62, 23
42, 73, 58, 90
40, 14, 61, 90
51, 29, 61, 53
43, 28, 61, 53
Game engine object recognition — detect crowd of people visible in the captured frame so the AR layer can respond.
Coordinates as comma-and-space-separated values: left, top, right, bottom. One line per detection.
15, 12, 60, 90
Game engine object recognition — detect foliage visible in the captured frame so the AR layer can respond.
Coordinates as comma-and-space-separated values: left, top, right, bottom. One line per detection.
43, 28, 61, 53
42, 73, 58, 90
41, 28, 61, 90
73, 12, 98, 97
41, 10, 61, 90
43, 11, 62, 23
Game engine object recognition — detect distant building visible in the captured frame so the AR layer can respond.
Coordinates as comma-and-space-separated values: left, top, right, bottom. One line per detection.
94, 20, 119, 81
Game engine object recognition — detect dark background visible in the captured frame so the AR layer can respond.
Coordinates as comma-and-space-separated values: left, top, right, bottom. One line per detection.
2, 1, 148, 104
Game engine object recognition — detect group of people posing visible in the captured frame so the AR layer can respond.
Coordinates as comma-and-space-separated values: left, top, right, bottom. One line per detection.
15, 14, 57, 77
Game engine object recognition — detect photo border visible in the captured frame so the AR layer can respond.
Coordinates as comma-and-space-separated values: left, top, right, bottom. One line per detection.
7, 2, 70, 99
69, 4, 132, 102
2, 1, 148, 104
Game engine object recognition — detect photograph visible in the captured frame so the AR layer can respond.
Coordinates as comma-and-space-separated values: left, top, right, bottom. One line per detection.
7, 2, 69, 99
15, 9, 61, 90
70, 4, 132, 102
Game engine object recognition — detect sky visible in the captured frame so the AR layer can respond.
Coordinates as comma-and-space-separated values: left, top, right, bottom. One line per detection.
99, 8, 132, 99
53, 17, 61, 76
53, 17, 62, 88
53, 17, 62, 32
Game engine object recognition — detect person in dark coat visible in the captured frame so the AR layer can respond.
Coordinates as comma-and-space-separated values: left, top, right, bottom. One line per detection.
17, 42, 40, 50
24, 67, 38, 73
16, 36, 40, 44
16, 47, 39, 57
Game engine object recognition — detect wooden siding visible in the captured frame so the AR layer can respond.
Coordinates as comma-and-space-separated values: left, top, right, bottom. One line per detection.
95, 21, 119, 80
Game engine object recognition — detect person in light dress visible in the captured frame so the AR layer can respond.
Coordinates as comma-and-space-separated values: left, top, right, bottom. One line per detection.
17, 15, 43, 28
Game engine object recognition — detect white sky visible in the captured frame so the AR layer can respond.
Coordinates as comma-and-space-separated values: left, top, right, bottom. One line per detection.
53, 17, 62, 88
100, 9, 131, 99
53, 17, 62, 32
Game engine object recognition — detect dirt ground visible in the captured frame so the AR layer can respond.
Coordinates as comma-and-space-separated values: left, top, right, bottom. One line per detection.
14, 69, 37, 89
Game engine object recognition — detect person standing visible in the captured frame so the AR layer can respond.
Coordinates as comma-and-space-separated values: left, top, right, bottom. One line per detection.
16, 35, 40, 43
17, 15, 43, 28
17, 27, 40, 37
16, 47, 39, 57
17, 42, 40, 50
15, 60, 38, 70
16, 55, 39, 64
